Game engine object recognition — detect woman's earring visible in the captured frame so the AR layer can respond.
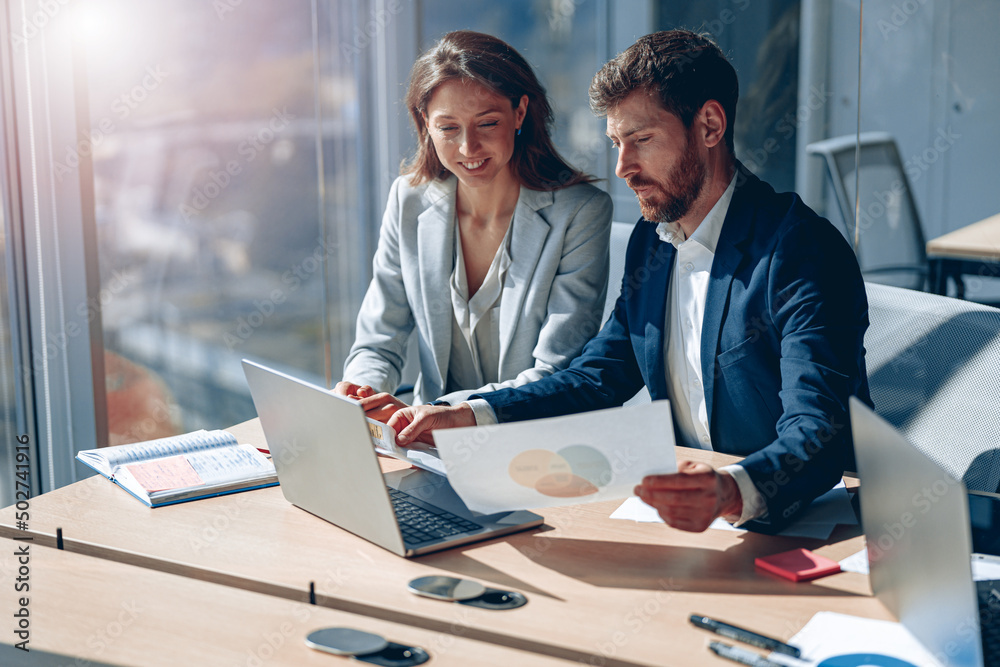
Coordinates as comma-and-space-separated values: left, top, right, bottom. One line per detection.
516, 127, 522, 136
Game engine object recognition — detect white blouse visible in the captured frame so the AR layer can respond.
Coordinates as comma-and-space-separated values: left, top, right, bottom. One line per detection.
445, 217, 513, 395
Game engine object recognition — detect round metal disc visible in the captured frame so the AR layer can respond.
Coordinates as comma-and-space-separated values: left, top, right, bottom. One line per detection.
407, 575, 486, 601
304, 628, 389, 656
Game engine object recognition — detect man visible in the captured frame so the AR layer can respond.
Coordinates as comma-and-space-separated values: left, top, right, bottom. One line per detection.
381, 30, 871, 534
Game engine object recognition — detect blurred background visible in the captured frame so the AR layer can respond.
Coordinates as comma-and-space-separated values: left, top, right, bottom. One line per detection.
1, 0, 997, 502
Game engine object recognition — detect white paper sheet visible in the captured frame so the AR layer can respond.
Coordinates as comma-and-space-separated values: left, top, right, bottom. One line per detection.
367, 417, 447, 475
765, 612, 941, 667
610, 479, 857, 540
432, 402, 677, 514
840, 547, 1000, 582
838, 547, 870, 574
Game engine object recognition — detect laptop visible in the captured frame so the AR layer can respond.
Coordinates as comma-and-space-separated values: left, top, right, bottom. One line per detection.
242, 359, 543, 557
850, 397, 1000, 667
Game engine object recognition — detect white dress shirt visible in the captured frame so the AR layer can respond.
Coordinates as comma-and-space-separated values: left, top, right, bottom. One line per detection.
656, 176, 765, 525
467, 176, 766, 525
445, 217, 512, 395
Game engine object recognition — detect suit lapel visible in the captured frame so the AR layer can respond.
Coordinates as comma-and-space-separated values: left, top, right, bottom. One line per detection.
416, 177, 456, 391
642, 236, 675, 399
701, 167, 757, 427
499, 187, 553, 365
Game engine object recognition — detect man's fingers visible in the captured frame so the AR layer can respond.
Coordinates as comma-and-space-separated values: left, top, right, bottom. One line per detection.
394, 412, 430, 445
640, 462, 715, 490
636, 487, 714, 510
358, 392, 394, 410
387, 409, 414, 433
639, 474, 713, 492
366, 406, 396, 423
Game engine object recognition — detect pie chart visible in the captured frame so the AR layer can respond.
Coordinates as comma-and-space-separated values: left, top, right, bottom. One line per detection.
508, 445, 613, 498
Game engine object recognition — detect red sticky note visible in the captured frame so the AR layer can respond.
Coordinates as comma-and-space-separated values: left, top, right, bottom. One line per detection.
754, 548, 842, 582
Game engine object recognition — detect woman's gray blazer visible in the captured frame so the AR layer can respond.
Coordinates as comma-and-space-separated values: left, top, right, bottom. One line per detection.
343, 174, 613, 405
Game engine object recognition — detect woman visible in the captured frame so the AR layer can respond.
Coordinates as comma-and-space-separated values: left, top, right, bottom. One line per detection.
336, 30, 612, 421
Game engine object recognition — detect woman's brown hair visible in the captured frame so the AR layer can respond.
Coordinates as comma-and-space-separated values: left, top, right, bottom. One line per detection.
402, 30, 594, 191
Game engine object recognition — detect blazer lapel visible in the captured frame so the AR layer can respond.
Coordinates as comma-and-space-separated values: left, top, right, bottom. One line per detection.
701, 167, 756, 427
498, 187, 552, 365
641, 236, 675, 399
416, 177, 456, 392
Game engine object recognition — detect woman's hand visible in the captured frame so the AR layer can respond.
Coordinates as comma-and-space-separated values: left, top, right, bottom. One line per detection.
333, 381, 377, 400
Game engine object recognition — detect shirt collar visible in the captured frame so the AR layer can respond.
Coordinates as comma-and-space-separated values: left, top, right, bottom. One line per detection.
655, 173, 738, 252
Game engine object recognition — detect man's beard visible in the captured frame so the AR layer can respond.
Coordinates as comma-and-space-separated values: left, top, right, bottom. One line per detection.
627, 134, 706, 223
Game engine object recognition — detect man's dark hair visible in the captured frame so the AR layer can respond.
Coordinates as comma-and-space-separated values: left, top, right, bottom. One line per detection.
589, 30, 739, 152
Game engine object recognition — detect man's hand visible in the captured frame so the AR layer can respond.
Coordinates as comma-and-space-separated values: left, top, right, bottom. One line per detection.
634, 460, 743, 532
358, 393, 410, 423
388, 404, 476, 446
333, 381, 376, 400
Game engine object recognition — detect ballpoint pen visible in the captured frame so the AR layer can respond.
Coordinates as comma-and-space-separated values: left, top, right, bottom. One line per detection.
690, 614, 802, 658
708, 641, 787, 667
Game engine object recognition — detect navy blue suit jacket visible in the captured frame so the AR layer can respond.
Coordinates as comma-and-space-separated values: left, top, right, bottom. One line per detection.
474, 166, 871, 530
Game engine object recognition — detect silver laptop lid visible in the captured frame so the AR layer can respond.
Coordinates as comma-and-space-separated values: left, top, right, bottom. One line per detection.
850, 397, 983, 666
242, 360, 406, 556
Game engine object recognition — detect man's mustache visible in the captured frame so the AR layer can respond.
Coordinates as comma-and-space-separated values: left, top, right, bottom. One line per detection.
626, 176, 658, 190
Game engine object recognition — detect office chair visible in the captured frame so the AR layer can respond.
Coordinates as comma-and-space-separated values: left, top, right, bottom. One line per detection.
864, 282, 1000, 492
807, 132, 928, 291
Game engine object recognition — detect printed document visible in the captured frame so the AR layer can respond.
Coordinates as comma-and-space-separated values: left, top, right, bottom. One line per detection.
431, 401, 677, 514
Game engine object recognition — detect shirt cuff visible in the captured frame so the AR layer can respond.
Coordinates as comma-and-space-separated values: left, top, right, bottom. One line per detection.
720, 464, 767, 526
463, 399, 498, 426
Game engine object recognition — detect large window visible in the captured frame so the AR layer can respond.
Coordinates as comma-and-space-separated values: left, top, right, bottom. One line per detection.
80, 1, 368, 445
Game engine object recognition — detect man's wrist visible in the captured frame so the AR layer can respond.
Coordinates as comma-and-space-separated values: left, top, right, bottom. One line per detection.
455, 402, 475, 425
718, 470, 744, 519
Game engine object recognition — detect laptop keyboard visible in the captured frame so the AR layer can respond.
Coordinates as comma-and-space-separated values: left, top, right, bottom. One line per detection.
387, 487, 483, 545
978, 580, 1000, 665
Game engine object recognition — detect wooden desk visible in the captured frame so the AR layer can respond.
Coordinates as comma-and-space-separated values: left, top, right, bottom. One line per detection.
0, 419, 890, 667
0, 538, 575, 666
926, 212, 1000, 296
